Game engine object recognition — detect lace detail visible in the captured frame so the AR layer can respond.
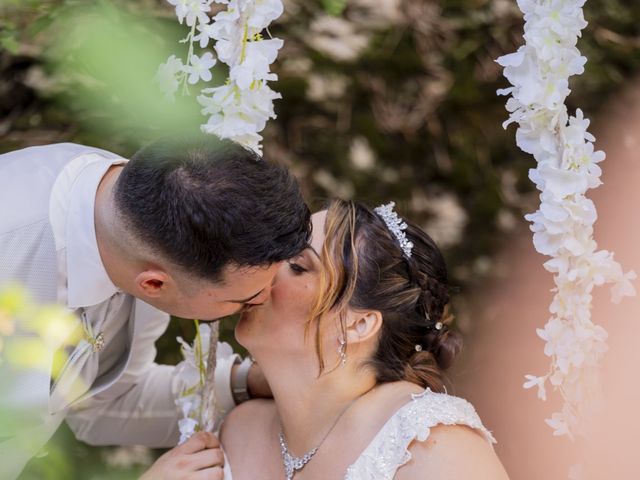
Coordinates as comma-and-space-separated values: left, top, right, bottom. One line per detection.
344, 389, 496, 480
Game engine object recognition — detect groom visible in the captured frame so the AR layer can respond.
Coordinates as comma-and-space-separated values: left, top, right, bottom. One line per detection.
0, 134, 311, 479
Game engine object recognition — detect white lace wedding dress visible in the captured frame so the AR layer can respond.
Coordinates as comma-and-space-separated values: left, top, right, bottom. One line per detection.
222, 388, 496, 480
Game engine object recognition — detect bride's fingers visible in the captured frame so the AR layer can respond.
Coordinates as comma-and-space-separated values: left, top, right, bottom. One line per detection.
188, 446, 225, 470
188, 466, 224, 480
178, 431, 220, 454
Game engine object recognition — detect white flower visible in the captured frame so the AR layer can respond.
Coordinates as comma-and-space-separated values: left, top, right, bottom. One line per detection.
230, 38, 283, 89
186, 52, 217, 84
523, 374, 547, 401
178, 417, 199, 444
199, 82, 281, 153
168, 0, 212, 27
209, 5, 241, 39
545, 413, 571, 438
174, 357, 201, 386
198, 78, 281, 153
156, 55, 184, 100
246, 0, 284, 31
194, 21, 218, 48
210, 7, 243, 64
611, 269, 637, 303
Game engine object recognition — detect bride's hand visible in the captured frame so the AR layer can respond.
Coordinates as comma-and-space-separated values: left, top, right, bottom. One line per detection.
140, 431, 224, 480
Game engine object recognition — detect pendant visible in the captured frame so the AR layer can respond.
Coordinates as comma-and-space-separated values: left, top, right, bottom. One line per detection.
280, 432, 318, 480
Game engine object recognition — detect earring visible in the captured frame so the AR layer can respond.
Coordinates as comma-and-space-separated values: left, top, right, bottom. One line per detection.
338, 337, 347, 365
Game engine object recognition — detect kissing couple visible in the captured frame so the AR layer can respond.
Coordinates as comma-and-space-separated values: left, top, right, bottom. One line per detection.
0, 134, 508, 479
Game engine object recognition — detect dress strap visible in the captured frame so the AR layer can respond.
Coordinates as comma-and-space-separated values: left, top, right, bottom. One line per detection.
344, 389, 496, 480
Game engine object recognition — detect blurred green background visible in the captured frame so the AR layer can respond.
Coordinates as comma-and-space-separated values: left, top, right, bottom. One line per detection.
1, 0, 639, 477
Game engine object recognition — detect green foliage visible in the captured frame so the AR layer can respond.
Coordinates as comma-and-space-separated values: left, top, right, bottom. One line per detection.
322, 0, 347, 16
44, 2, 207, 142
0, 25, 19, 54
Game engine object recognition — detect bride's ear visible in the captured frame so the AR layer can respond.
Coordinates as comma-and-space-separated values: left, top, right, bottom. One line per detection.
344, 309, 382, 344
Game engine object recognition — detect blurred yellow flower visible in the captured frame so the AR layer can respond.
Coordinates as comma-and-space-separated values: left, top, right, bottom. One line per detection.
0, 284, 78, 378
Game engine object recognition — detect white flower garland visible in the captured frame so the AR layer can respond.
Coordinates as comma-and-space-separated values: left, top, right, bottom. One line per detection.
174, 322, 237, 443
497, 0, 636, 439
174, 321, 210, 444
159, 0, 284, 154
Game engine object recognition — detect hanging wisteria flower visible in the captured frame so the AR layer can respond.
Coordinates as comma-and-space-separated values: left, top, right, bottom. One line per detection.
497, 0, 636, 443
186, 52, 217, 84
174, 322, 237, 443
193, 20, 217, 48
168, 0, 213, 27
229, 38, 283, 89
158, 0, 285, 153
156, 55, 185, 100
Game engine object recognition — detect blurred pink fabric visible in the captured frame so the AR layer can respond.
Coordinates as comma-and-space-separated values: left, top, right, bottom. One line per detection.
452, 82, 640, 479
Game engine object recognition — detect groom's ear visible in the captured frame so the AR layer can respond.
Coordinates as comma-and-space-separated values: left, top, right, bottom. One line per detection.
136, 270, 171, 297
345, 309, 383, 345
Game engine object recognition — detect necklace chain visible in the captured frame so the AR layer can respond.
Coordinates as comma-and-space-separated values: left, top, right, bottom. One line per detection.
278, 387, 375, 480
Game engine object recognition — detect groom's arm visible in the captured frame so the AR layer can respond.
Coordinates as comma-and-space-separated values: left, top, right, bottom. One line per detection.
65, 346, 241, 447
66, 363, 183, 447
65, 302, 242, 447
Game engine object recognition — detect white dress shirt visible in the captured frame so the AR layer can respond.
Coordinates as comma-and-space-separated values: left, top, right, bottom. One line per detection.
0, 144, 239, 479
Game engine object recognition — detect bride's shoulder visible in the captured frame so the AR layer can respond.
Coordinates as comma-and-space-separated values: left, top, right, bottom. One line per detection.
219, 399, 277, 450
374, 382, 492, 435
395, 421, 509, 480
392, 388, 509, 480
348, 385, 508, 480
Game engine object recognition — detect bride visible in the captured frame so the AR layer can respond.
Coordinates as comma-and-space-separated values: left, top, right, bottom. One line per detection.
218, 199, 509, 479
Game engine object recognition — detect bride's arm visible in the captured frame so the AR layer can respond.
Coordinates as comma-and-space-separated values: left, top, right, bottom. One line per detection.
394, 424, 510, 480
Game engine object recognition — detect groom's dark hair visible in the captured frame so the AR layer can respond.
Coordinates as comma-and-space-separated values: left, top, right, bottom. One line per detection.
114, 133, 311, 283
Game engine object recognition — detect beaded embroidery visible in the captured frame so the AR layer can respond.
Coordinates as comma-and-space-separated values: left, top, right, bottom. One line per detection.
344, 389, 496, 480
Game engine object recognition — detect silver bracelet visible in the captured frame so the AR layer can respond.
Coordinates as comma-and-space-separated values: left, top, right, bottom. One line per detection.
232, 357, 253, 404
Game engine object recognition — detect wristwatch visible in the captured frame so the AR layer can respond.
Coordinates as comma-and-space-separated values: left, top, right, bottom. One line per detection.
232, 357, 253, 404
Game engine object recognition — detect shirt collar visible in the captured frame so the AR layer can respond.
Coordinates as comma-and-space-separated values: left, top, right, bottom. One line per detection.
52, 153, 127, 309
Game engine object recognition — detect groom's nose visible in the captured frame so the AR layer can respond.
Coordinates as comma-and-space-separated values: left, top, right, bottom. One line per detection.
260, 282, 273, 301
263, 274, 279, 299
250, 275, 278, 305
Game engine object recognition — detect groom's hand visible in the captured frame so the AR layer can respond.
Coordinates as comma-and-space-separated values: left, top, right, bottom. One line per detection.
140, 432, 224, 480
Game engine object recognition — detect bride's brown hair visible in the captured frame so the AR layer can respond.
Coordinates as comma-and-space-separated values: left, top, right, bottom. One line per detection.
308, 199, 462, 392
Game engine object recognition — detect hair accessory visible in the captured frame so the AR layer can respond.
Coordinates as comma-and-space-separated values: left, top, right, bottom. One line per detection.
435, 321, 444, 331
415, 344, 423, 352
374, 201, 413, 258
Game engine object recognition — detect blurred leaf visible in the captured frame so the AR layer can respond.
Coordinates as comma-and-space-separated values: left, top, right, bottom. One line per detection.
322, 0, 347, 16
44, 2, 208, 142
0, 29, 19, 54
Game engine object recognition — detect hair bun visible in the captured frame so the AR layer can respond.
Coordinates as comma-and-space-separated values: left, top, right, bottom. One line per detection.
403, 350, 442, 391
402, 328, 462, 391
431, 328, 462, 370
